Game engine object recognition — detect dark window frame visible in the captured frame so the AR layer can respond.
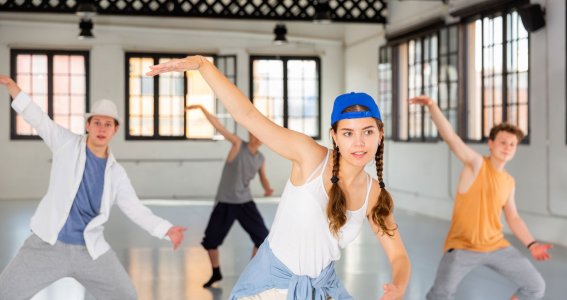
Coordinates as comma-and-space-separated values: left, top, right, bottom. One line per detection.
378, 46, 395, 139
124, 52, 224, 141
10, 49, 90, 140
249, 55, 322, 140
463, 10, 531, 144
406, 32, 440, 143
438, 25, 460, 136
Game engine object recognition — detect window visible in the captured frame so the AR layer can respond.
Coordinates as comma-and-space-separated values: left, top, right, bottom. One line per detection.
126, 53, 235, 140
10, 50, 89, 139
213, 56, 238, 136
378, 46, 393, 138
439, 26, 460, 131
250, 56, 321, 139
404, 33, 439, 141
466, 11, 529, 141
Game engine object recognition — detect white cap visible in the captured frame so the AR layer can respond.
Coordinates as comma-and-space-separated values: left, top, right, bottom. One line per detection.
85, 99, 122, 125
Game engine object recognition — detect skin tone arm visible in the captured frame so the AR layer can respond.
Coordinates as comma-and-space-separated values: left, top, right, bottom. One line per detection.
258, 162, 273, 197
187, 104, 242, 161
409, 96, 482, 170
367, 184, 410, 300
187, 104, 240, 145
503, 189, 552, 261
0, 76, 22, 98
147, 56, 326, 183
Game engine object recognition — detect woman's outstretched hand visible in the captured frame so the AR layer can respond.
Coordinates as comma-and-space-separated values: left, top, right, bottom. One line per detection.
380, 283, 402, 300
146, 56, 203, 77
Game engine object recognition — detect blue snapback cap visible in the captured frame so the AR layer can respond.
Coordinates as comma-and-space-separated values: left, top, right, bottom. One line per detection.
330, 92, 381, 126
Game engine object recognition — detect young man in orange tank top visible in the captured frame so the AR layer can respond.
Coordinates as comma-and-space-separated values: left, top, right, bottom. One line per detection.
411, 96, 552, 300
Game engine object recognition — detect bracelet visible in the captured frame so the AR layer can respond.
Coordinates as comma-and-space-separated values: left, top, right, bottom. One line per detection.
526, 241, 537, 249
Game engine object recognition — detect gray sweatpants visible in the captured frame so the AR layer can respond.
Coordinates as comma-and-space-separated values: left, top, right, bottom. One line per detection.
426, 246, 545, 300
0, 234, 137, 300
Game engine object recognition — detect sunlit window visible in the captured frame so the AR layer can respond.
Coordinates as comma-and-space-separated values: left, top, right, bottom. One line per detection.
466, 11, 529, 141
406, 33, 438, 141
126, 54, 234, 140
439, 26, 459, 131
11, 50, 88, 139
378, 46, 393, 138
251, 56, 320, 139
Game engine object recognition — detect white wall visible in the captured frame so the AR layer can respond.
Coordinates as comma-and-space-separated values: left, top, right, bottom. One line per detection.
0, 15, 345, 200
344, 0, 567, 247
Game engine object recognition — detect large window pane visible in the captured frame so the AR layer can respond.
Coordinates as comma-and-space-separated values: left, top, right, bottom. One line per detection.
251, 56, 321, 139
378, 46, 393, 138
128, 57, 154, 137
407, 33, 438, 141
439, 26, 459, 132
126, 54, 223, 140
253, 59, 285, 127
11, 51, 88, 138
466, 11, 529, 141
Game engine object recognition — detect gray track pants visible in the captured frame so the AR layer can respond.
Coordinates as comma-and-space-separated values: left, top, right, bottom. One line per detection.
427, 246, 545, 300
0, 234, 137, 300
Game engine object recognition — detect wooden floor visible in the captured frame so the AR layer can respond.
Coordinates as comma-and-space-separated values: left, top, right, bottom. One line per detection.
0, 198, 566, 300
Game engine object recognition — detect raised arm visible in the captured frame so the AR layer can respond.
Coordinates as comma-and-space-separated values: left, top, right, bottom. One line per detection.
147, 56, 322, 166
258, 162, 273, 197
409, 96, 482, 168
1, 75, 76, 152
503, 188, 552, 261
187, 104, 240, 145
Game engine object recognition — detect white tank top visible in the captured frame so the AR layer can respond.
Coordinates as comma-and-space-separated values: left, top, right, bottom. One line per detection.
268, 150, 372, 277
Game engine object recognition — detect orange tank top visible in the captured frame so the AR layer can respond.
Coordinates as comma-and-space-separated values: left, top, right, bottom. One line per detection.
443, 157, 515, 252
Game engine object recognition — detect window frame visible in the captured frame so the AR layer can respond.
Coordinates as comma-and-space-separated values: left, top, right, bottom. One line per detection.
438, 25, 461, 136
249, 55, 322, 140
378, 46, 395, 139
383, 12, 529, 144
10, 49, 90, 140
124, 52, 222, 141
464, 10, 531, 144
407, 32, 440, 142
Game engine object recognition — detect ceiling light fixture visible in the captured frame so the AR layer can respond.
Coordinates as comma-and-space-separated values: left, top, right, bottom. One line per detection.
273, 24, 288, 45
78, 18, 94, 39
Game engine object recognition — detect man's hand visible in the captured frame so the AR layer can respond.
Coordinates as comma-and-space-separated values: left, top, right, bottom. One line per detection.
380, 283, 402, 300
167, 226, 187, 251
530, 243, 552, 261
0, 75, 22, 98
264, 188, 274, 197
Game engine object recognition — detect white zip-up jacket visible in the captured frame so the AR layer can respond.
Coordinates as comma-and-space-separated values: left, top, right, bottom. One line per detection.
11, 92, 173, 260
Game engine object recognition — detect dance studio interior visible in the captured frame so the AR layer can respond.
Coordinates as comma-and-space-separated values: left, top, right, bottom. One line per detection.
0, 0, 566, 299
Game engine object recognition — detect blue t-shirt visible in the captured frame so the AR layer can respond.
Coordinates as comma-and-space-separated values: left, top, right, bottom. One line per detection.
57, 146, 107, 245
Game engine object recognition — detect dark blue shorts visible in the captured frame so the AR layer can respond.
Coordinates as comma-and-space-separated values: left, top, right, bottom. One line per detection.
201, 201, 269, 250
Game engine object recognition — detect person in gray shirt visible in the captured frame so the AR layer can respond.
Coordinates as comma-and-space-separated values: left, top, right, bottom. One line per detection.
187, 105, 273, 288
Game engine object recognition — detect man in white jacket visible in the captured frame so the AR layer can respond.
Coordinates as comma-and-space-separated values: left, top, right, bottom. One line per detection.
0, 75, 187, 300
